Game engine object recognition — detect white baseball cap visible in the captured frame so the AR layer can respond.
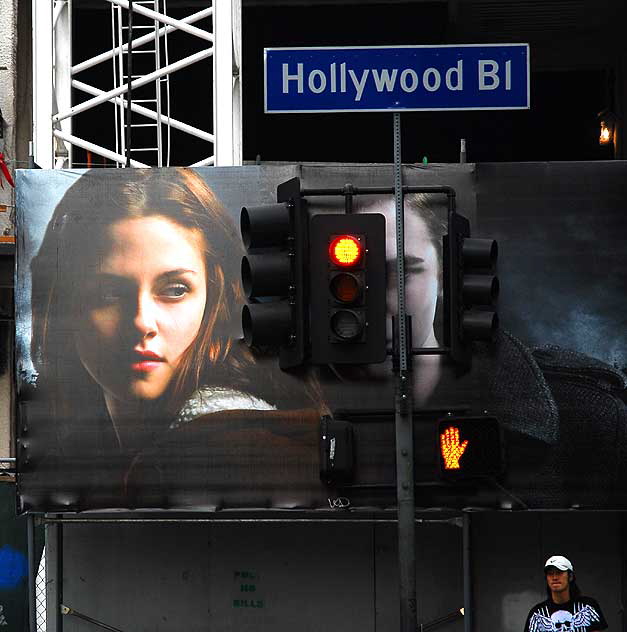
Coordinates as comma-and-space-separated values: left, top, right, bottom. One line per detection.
545, 555, 573, 573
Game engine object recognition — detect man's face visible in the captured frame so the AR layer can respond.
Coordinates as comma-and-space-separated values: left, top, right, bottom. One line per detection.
546, 568, 570, 595
360, 196, 440, 348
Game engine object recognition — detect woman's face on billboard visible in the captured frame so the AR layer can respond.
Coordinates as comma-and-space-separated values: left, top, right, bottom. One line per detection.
75, 216, 207, 402
371, 197, 440, 347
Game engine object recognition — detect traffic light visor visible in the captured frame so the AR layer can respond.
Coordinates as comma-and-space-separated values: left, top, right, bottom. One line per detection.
329, 235, 362, 267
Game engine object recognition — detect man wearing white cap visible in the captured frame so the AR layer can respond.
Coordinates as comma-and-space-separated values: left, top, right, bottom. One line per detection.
524, 555, 608, 631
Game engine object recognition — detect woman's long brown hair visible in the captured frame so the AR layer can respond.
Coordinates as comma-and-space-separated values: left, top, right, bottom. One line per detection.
30, 168, 321, 441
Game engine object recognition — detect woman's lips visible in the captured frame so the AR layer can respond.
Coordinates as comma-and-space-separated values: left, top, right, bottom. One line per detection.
130, 350, 165, 372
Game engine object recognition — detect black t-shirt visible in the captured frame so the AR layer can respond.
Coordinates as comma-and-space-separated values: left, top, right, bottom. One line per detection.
524, 596, 608, 632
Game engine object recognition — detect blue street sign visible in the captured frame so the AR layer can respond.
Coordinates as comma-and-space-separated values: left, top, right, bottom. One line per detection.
264, 44, 529, 113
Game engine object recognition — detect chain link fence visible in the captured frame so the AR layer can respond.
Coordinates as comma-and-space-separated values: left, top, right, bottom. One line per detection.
0, 458, 47, 631
36, 547, 47, 631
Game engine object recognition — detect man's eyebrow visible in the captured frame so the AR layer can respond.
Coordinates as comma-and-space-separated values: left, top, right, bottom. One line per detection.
405, 255, 425, 264
387, 256, 425, 265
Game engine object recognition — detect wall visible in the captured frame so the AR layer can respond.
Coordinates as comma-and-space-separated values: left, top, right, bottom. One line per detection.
52, 519, 465, 632
49, 513, 625, 632
0, 0, 17, 460
473, 513, 624, 632
0, 0, 16, 235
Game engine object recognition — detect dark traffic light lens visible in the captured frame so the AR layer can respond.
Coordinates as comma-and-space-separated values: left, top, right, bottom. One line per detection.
330, 273, 362, 304
330, 310, 363, 340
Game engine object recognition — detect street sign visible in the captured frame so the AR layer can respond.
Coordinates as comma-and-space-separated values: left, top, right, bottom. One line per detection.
265, 44, 529, 113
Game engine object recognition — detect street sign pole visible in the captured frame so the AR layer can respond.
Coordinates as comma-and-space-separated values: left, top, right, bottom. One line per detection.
264, 44, 528, 632
392, 112, 417, 632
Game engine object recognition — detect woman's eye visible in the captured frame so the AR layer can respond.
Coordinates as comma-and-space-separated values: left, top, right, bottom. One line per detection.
94, 284, 123, 304
159, 283, 190, 299
102, 289, 121, 302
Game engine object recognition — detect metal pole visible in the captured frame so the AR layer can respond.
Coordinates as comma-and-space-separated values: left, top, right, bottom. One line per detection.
27, 515, 36, 632
47, 519, 64, 632
58, 520, 64, 632
393, 112, 417, 632
463, 513, 472, 632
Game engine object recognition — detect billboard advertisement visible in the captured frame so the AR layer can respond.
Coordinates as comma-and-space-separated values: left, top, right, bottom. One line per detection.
15, 163, 627, 512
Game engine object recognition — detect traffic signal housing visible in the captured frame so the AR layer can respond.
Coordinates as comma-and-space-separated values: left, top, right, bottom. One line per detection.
444, 213, 499, 368
240, 178, 307, 369
309, 213, 387, 364
437, 416, 503, 481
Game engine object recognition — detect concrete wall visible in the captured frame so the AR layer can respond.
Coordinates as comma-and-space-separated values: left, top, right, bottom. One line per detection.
0, 0, 17, 460
0, 0, 17, 235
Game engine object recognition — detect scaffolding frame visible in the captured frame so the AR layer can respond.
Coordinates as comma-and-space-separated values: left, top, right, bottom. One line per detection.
32, 0, 242, 169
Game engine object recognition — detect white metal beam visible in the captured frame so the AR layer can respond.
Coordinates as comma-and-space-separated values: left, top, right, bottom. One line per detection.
72, 80, 215, 143
54, 0, 72, 167
72, 7, 212, 75
32, 0, 54, 168
34, 0, 237, 169
54, 48, 213, 123
106, 0, 213, 42
214, 0, 242, 166
53, 129, 149, 167
189, 156, 215, 167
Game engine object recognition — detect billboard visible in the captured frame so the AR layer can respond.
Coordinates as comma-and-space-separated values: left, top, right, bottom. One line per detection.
15, 163, 627, 512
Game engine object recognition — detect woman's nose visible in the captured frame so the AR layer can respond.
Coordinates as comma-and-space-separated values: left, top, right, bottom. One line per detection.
133, 292, 158, 338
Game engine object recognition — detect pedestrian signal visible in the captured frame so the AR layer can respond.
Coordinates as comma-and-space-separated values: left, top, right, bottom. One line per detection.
437, 417, 503, 481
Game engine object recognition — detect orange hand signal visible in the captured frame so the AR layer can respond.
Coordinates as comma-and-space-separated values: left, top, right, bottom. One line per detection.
440, 426, 469, 470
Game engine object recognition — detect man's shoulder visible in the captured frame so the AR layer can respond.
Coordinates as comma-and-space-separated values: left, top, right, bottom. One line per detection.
527, 599, 551, 613
528, 596, 603, 612
575, 596, 604, 611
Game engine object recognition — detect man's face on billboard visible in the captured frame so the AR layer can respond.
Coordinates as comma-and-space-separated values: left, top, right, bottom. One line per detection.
363, 196, 440, 348
75, 215, 207, 403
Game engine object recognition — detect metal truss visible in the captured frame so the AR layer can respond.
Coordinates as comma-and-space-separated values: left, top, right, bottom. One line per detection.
33, 0, 242, 169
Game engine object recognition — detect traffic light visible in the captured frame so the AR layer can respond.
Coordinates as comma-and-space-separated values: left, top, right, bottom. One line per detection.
309, 213, 387, 364
437, 416, 503, 481
240, 178, 307, 369
444, 213, 499, 368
